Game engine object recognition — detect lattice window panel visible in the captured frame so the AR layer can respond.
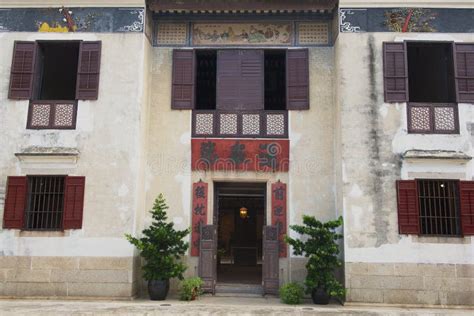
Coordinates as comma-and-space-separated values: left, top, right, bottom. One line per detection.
195, 113, 214, 135
30, 103, 51, 127
298, 22, 329, 45
409, 106, 431, 131
54, 103, 75, 127
219, 113, 238, 135
266, 114, 285, 136
242, 114, 260, 135
156, 23, 187, 45
434, 107, 456, 131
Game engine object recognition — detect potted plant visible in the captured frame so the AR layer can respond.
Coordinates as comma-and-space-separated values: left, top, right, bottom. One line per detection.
279, 282, 304, 305
179, 277, 204, 301
126, 194, 190, 300
285, 216, 345, 305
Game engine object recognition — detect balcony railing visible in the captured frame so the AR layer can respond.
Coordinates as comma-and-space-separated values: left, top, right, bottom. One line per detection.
407, 103, 459, 134
192, 110, 288, 138
27, 100, 77, 130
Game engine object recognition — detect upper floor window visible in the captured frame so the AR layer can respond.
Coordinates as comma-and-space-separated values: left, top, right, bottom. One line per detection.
36, 42, 80, 101
407, 42, 455, 103
194, 49, 287, 110
383, 41, 473, 134
171, 49, 309, 111
8, 40, 102, 129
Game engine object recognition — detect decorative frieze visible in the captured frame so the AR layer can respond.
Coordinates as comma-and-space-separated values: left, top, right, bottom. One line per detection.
0, 7, 144, 33
339, 7, 474, 33
156, 23, 188, 45
298, 22, 329, 45
155, 21, 331, 47
192, 22, 293, 46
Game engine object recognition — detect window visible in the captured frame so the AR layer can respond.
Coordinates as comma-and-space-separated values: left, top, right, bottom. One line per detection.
407, 42, 455, 103
35, 42, 80, 100
383, 42, 474, 134
396, 179, 474, 236
417, 179, 460, 236
195, 50, 217, 110
264, 50, 286, 110
25, 176, 65, 230
3, 176, 85, 230
8, 40, 102, 129
172, 49, 309, 111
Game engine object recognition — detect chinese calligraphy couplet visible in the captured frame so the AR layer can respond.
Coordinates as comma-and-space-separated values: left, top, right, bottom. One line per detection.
271, 181, 287, 257
191, 181, 208, 256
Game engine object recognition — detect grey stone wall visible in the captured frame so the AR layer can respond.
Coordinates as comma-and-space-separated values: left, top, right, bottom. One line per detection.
0, 256, 139, 298
346, 262, 474, 306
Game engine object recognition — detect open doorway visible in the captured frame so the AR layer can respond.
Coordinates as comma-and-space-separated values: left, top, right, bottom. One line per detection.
214, 182, 266, 285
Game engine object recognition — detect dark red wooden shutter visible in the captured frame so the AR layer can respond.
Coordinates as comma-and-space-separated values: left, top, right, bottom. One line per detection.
8, 41, 36, 100
3, 176, 27, 229
217, 50, 242, 110
76, 41, 101, 100
217, 50, 264, 110
454, 43, 474, 103
63, 176, 85, 229
396, 180, 420, 234
239, 50, 264, 110
199, 224, 217, 294
383, 42, 409, 103
286, 49, 309, 110
459, 181, 474, 235
262, 225, 279, 295
172, 49, 195, 109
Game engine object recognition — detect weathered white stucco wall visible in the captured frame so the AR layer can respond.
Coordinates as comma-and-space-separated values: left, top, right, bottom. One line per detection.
0, 32, 148, 257
336, 32, 474, 265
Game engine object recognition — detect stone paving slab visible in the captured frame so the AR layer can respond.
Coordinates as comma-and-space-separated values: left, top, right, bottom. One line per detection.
0, 297, 472, 316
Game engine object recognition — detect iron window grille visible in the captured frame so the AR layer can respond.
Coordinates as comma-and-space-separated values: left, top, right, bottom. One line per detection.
417, 179, 461, 236
27, 100, 78, 129
407, 103, 459, 134
25, 176, 65, 230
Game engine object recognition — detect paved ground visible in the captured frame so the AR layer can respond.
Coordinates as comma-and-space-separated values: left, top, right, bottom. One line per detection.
0, 296, 472, 315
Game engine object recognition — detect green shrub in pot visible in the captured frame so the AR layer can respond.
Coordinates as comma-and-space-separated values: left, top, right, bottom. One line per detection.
125, 194, 190, 300
285, 216, 345, 304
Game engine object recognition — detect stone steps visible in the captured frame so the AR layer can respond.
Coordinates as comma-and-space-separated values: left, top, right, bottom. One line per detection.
215, 283, 263, 297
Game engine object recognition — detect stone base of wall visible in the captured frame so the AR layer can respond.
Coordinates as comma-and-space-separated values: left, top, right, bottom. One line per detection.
346, 262, 474, 306
0, 256, 139, 299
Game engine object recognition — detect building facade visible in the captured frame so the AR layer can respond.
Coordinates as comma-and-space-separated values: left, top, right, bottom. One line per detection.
0, 0, 473, 306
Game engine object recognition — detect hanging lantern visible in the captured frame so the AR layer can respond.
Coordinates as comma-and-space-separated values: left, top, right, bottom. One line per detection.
239, 207, 248, 219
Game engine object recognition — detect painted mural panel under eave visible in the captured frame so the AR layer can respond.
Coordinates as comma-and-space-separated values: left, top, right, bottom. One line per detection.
340, 0, 474, 9
0, 7, 144, 32
339, 7, 474, 33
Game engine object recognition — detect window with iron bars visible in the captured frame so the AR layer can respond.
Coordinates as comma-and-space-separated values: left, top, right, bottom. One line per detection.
417, 179, 461, 236
25, 176, 65, 230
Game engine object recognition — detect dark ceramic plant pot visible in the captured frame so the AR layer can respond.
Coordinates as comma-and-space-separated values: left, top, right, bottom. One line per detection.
311, 287, 330, 305
148, 279, 169, 301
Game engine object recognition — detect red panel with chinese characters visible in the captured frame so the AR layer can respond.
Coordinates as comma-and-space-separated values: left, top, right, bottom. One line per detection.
191, 181, 208, 256
191, 139, 289, 172
271, 181, 287, 257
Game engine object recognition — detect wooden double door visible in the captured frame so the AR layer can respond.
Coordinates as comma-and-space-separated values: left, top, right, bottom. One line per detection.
199, 224, 279, 295
198, 182, 279, 295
